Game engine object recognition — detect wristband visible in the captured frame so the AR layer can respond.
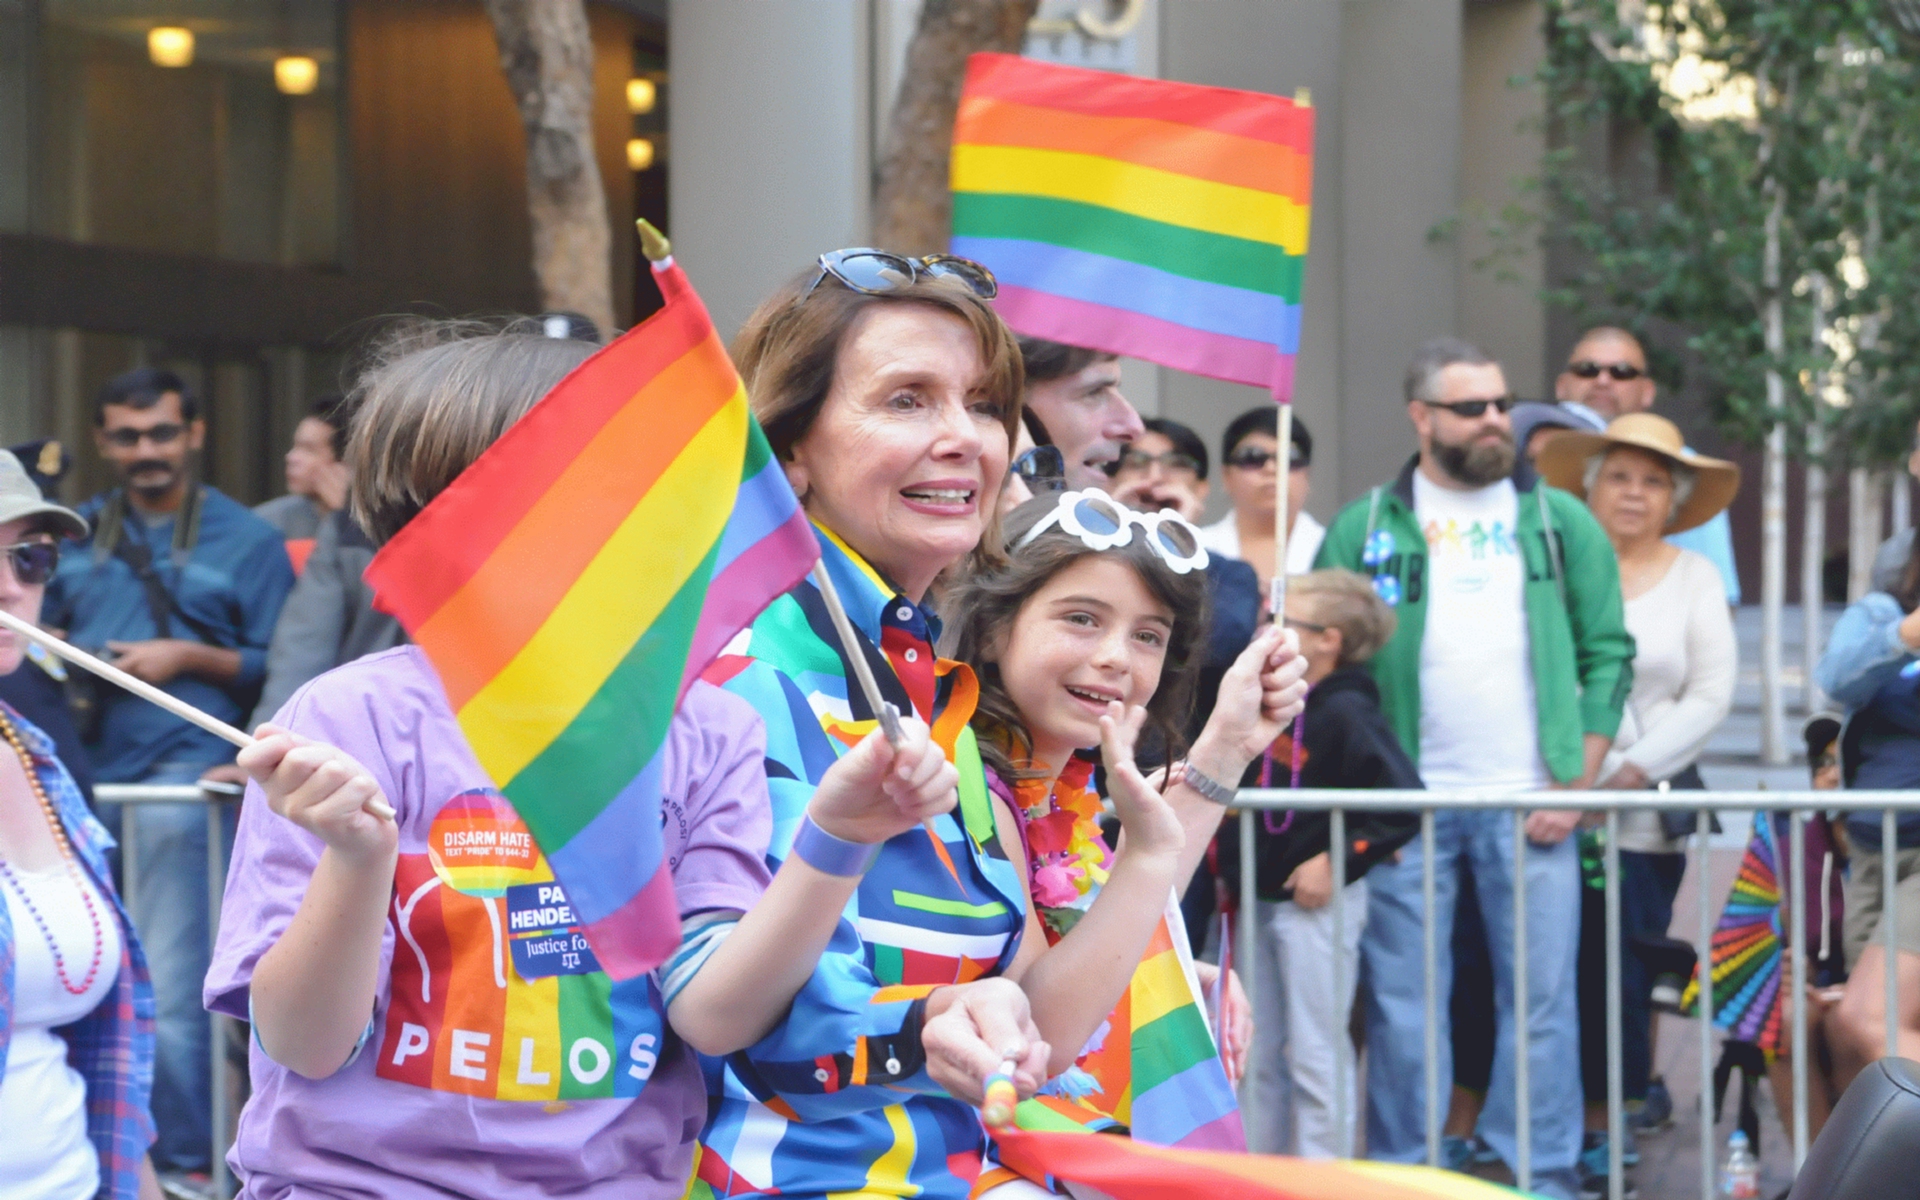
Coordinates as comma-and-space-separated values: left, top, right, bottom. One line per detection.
1175, 759, 1237, 806
791, 813, 883, 877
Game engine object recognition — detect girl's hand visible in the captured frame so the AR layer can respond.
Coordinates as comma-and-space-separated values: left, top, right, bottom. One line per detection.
1100, 702, 1185, 861
240, 724, 396, 863
808, 715, 958, 845
1194, 626, 1309, 773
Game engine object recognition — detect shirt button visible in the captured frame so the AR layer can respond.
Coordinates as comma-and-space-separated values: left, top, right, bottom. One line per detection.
897, 606, 913, 621
885, 1057, 902, 1075
904, 649, 918, 663
814, 1067, 831, 1083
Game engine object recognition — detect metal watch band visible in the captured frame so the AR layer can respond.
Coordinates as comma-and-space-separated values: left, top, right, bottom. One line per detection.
790, 813, 884, 877
1177, 760, 1237, 806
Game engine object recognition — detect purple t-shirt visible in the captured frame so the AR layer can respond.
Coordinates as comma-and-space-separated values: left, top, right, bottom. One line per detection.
205, 646, 772, 1199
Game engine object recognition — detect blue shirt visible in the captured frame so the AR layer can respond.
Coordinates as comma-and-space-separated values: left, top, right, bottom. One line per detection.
43, 488, 293, 781
1667, 510, 1741, 604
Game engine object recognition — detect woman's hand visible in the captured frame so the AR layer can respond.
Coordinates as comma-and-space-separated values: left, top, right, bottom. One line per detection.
1192, 961, 1252, 1080
239, 724, 396, 863
808, 715, 957, 845
922, 978, 1051, 1105
1192, 626, 1309, 776
1100, 702, 1185, 861
1284, 851, 1335, 910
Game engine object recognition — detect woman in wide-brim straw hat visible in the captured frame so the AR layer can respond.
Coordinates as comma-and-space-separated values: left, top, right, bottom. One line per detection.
1537, 412, 1741, 1166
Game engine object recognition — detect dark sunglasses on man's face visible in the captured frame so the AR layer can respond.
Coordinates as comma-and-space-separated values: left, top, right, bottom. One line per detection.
1423, 396, 1515, 419
1, 540, 59, 586
101, 423, 186, 449
1567, 360, 1645, 382
1117, 449, 1201, 476
1225, 446, 1308, 472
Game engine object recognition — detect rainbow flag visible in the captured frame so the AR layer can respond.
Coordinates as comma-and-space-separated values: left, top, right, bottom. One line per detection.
992, 1126, 1544, 1199
950, 52, 1313, 400
364, 260, 819, 981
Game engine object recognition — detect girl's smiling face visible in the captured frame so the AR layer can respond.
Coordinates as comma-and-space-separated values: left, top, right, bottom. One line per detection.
993, 554, 1174, 772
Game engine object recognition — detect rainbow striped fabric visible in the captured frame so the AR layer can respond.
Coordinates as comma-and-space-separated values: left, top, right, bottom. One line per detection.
950, 52, 1313, 399
364, 260, 819, 981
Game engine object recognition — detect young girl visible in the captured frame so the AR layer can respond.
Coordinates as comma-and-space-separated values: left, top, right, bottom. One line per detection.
945, 488, 1306, 1165
204, 322, 975, 1198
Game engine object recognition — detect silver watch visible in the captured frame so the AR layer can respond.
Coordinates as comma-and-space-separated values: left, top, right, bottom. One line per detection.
1176, 760, 1236, 806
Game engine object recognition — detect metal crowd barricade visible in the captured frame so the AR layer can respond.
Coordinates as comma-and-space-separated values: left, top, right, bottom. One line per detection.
1233, 787, 1920, 1200
97, 781, 242, 1200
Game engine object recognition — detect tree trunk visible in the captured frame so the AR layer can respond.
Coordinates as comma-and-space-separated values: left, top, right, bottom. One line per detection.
1803, 423, 1827, 716
484, 0, 615, 339
1849, 467, 1885, 602
1760, 170, 1787, 765
872, 0, 1041, 254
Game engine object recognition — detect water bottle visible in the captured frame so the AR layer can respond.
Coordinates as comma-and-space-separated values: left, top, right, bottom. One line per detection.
1720, 1129, 1760, 1199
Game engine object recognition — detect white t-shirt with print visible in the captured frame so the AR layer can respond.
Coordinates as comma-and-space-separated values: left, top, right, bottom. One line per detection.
1413, 470, 1549, 792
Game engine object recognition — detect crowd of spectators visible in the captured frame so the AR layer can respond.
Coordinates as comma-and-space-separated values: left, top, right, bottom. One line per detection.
3, 283, 1918, 1200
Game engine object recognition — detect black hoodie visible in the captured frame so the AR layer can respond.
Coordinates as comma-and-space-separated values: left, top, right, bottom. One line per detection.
1219, 664, 1423, 903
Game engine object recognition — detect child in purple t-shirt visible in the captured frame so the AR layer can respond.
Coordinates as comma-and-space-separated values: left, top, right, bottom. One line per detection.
205, 324, 999, 1198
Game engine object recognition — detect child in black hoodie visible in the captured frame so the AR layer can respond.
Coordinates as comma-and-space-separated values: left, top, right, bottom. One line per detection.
1220, 568, 1420, 1156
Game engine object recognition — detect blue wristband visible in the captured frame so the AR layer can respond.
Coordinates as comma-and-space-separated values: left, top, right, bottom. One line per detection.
791, 813, 883, 877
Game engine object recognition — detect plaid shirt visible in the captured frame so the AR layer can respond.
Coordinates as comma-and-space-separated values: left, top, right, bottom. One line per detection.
0, 702, 156, 1198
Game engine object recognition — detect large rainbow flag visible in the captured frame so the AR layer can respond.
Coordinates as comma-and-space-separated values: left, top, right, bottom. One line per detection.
991, 1125, 1543, 1199
950, 52, 1312, 400
364, 259, 819, 981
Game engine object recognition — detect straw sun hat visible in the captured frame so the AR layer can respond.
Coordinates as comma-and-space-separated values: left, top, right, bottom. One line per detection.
1536, 412, 1740, 534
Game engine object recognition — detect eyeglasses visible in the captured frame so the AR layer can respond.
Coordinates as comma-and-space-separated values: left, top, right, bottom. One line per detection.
1012, 444, 1066, 494
1283, 615, 1328, 634
1, 540, 58, 586
1423, 396, 1515, 419
1014, 488, 1210, 575
101, 423, 186, 449
1116, 449, 1202, 477
802, 248, 997, 301
1567, 361, 1645, 382
1224, 446, 1308, 472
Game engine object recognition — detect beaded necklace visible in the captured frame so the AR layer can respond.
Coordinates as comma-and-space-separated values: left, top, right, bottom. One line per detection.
0, 711, 105, 996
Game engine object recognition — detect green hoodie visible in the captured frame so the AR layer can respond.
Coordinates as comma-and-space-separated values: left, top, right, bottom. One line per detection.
1313, 457, 1635, 784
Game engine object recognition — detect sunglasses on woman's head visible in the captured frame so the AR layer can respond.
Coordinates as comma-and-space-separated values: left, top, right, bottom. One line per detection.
1012, 445, 1066, 493
1567, 361, 1645, 382
802, 248, 997, 301
1014, 488, 1209, 575
1, 540, 58, 586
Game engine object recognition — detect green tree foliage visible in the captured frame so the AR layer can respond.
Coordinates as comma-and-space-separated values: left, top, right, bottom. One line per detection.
1537, 0, 1920, 463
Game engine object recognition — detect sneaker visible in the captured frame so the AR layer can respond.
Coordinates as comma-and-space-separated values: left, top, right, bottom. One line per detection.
1631, 1077, 1675, 1133
157, 1172, 218, 1200
1440, 1135, 1475, 1172
1577, 1133, 1639, 1200
1471, 1134, 1501, 1166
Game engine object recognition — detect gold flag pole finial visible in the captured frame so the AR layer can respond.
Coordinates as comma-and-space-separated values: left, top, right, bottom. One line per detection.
637, 218, 672, 263
1294, 87, 1312, 108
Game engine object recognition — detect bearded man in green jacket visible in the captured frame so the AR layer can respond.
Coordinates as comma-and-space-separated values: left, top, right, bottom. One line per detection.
1314, 336, 1634, 1200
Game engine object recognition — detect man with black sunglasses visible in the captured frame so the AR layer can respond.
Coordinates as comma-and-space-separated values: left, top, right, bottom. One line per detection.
1556, 326, 1741, 606
40, 366, 292, 1186
1317, 336, 1634, 1200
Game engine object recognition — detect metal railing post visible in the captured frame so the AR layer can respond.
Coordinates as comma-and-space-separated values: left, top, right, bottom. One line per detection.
1511, 807, 1530, 1193
207, 792, 231, 1199
1238, 806, 1258, 1137
1697, 808, 1715, 1200
1788, 811, 1808, 1169
1330, 806, 1349, 1158
1887, 808, 1900, 1060
1422, 808, 1439, 1168
1604, 808, 1623, 1200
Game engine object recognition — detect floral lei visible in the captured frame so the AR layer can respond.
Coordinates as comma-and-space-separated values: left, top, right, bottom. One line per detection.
1010, 757, 1112, 942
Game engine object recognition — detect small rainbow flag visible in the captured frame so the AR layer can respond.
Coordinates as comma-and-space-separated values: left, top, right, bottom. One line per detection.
950, 52, 1313, 400
364, 260, 819, 980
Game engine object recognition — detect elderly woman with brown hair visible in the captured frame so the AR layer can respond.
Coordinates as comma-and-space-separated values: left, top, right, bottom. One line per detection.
1538, 412, 1739, 1188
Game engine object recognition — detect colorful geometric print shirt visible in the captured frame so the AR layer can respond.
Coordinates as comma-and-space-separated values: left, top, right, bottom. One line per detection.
205, 647, 773, 1199
693, 525, 1029, 1200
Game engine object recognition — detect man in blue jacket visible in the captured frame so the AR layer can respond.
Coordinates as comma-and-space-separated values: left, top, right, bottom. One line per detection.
43, 367, 292, 1185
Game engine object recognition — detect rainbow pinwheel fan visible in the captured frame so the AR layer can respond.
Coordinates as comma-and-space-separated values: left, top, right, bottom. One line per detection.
1681, 814, 1785, 1059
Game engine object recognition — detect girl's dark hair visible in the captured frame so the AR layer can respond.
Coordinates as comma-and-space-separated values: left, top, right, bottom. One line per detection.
943, 495, 1211, 781
1897, 528, 1920, 613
